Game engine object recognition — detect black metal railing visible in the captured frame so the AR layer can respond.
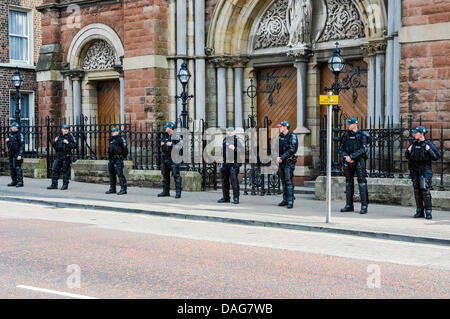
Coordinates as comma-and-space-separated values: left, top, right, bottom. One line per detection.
319, 115, 449, 191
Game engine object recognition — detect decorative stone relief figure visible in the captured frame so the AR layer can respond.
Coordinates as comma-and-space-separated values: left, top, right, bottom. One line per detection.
286, 0, 313, 48
82, 40, 116, 70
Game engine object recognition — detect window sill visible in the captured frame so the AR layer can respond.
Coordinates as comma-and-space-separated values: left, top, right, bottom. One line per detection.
0, 62, 36, 70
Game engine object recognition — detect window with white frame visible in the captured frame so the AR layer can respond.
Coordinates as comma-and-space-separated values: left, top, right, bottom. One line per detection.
9, 8, 33, 65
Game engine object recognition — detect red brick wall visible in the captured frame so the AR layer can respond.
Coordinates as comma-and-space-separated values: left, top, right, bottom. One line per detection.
402, 0, 450, 26
400, 0, 450, 137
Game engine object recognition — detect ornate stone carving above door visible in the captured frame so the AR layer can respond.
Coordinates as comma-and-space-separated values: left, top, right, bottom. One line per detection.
82, 40, 116, 70
253, 0, 290, 50
252, 0, 365, 52
317, 0, 365, 42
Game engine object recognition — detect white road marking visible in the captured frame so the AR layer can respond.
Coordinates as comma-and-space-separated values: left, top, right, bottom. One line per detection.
17, 285, 97, 299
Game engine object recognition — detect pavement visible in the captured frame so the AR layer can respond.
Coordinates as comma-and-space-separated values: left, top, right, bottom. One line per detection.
0, 176, 449, 245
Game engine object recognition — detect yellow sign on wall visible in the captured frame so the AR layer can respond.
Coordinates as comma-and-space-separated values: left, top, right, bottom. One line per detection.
319, 95, 339, 105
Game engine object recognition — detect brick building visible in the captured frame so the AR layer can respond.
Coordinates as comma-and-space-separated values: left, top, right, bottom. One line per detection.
0, 0, 42, 124
30, 0, 448, 182
36, 0, 168, 122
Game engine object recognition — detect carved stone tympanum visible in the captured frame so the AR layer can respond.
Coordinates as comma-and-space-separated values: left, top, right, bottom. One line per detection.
254, 0, 290, 50
318, 0, 365, 42
82, 40, 116, 70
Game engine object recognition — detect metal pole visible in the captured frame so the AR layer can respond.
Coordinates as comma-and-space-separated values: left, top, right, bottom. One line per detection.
181, 84, 188, 129
15, 88, 21, 125
331, 73, 341, 175
326, 103, 332, 223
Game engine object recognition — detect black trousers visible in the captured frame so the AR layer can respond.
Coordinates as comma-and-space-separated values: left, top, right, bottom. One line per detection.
343, 159, 368, 206
220, 163, 240, 200
51, 157, 71, 185
410, 166, 433, 211
279, 162, 295, 203
9, 156, 23, 183
108, 159, 127, 190
161, 160, 181, 195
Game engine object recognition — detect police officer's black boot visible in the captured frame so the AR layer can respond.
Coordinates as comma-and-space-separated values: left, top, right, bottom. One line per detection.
231, 172, 240, 205
117, 187, 127, 196
278, 198, 288, 206
219, 175, 231, 203
340, 182, 354, 212
175, 176, 182, 199
8, 162, 17, 186
116, 168, 127, 195
15, 166, 24, 187
60, 183, 69, 190
413, 189, 424, 218
47, 181, 58, 190
423, 189, 432, 220
286, 180, 294, 209
158, 178, 170, 197
279, 183, 288, 206
359, 182, 369, 214
8, 179, 17, 187
106, 172, 116, 194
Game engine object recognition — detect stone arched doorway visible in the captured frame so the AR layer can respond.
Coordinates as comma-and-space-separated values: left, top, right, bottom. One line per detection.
65, 23, 125, 124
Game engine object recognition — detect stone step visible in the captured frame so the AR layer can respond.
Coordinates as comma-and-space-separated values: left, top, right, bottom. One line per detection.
304, 180, 316, 188
294, 186, 315, 195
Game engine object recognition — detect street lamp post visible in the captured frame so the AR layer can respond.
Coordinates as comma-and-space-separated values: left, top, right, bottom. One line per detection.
176, 61, 194, 129
11, 68, 23, 125
325, 43, 350, 176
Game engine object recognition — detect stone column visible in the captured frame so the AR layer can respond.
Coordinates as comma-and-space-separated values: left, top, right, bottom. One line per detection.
194, 0, 206, 123
119, 74, 125, 124
392, 0, 402, 125
69, 70, 84, 124
385, 0, 396, 121
289, 49, 312, 185
216, 67, 227, 128
362, 42, 378, 124
114, 64, 125, 124
368, 55, 376, 123
365, 40, 387, 126
294, 58, 309, 132
234, 67, 244, 128
375, 48, 386, 125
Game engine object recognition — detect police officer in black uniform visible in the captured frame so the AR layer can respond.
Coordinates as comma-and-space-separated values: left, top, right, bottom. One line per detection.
105, 127, 128, 195
47, 124, 77, 190
339, 118, 370, 214
277, 121, 298, 209
405, 126, 440, 220
6, 122, 24, 187
218, 126, 245, 204
158, 122, 182, 199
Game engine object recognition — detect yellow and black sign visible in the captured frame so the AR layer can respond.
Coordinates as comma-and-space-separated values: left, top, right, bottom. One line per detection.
319, 95, 339, 105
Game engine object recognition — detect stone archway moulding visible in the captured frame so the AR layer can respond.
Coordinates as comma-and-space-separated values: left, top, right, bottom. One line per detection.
207, 0, 387, 56
67, 23, 124, 70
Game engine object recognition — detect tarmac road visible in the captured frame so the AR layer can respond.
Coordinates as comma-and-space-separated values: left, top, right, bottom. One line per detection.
0, 201, 449, 299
